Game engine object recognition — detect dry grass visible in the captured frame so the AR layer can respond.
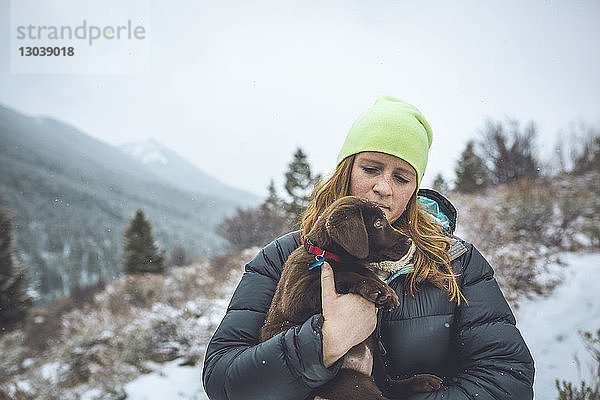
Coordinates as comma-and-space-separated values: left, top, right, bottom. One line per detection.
0, 248, 257, 400
449, 173, 599, 306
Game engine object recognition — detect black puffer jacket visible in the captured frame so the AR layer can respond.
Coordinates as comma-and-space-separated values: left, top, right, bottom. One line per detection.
203, 192, 534, 400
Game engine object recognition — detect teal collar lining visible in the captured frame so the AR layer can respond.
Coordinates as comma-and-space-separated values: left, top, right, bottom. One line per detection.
385, 264, 414, 284
417, 195, 450, 229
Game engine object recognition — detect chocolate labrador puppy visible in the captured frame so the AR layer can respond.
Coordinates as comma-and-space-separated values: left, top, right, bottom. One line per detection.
260, 196, 442, 399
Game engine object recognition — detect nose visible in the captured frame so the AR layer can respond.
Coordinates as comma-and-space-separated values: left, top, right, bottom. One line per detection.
372, 175, 392, 197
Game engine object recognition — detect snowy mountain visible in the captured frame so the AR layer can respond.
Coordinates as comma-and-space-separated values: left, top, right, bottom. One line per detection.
0, 103, 262, 301
119, 140, 259, 204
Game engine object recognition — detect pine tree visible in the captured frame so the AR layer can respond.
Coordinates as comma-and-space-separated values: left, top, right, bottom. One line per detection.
284, 148, 321, 227
122, 209, 165, 274
455, 140, 491, 193
261, 180, 286, 218
432, 173, 449, 194
259, 179, 292, 239
0, 207, 33, 328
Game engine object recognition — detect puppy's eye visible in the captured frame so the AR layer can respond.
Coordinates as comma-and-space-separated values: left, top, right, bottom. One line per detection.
374, 219, 383, 229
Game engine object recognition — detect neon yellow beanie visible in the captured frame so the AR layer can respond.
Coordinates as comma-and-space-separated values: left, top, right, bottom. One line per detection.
336, 96, 433, 187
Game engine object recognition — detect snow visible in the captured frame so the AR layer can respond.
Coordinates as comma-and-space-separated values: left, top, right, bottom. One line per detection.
120, 141, 169, 166
516, 252, 600, 400
40, 361, 61, 383
124, 359, 208, 400
21, 358, 34, 368
15, 379, 32, 393
80, 388, 103, 400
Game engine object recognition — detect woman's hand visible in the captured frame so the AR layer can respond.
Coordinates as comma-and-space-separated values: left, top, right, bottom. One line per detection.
320, 261, 378, 368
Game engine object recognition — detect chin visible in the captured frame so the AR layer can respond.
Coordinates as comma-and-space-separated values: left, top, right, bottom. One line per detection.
383, 210, 396, 222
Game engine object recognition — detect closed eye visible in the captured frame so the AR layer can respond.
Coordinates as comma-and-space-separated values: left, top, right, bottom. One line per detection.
362, 167, 379, 174
394, 174, 409, 184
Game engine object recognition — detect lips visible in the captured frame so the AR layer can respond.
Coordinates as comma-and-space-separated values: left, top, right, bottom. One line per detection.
371, 203, 392, 220
373, 202, 390, 211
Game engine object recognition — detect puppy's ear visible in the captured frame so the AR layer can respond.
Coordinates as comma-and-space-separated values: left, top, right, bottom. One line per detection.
326, 205, 369, 259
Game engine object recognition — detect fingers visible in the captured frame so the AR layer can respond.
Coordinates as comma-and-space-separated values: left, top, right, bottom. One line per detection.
320, 261, 337, 305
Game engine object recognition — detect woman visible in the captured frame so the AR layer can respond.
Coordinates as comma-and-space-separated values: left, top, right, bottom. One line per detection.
203, 96, 534, 399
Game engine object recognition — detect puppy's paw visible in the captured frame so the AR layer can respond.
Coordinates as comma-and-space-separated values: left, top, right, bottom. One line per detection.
357, 281, 387, 303
406, 374, 442, 392
375, 286, 399, 311
357, 280, 399, 311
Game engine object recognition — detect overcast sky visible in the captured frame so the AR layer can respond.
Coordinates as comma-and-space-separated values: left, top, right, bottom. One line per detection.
1, 0, 599, 197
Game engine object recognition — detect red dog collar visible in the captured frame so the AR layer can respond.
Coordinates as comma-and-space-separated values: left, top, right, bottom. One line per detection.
303, 237, 343, 263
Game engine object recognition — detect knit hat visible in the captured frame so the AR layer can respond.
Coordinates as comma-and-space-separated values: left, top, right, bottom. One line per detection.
336, 96, 433, 186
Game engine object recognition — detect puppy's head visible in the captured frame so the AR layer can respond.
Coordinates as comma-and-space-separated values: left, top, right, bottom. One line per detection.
319, 196, 411, 262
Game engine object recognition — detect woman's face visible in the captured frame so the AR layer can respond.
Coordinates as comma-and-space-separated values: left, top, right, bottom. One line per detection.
349, 151, 417, 224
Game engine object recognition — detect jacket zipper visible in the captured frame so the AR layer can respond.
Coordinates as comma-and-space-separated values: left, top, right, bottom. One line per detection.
377, 276, 406, 359
376, 311, 387, 357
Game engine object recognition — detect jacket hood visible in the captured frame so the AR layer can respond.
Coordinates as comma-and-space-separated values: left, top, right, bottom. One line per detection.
417, 188, 457, 234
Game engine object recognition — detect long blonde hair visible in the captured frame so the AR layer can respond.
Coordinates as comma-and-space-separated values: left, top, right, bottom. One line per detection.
301, 155, 462, 304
